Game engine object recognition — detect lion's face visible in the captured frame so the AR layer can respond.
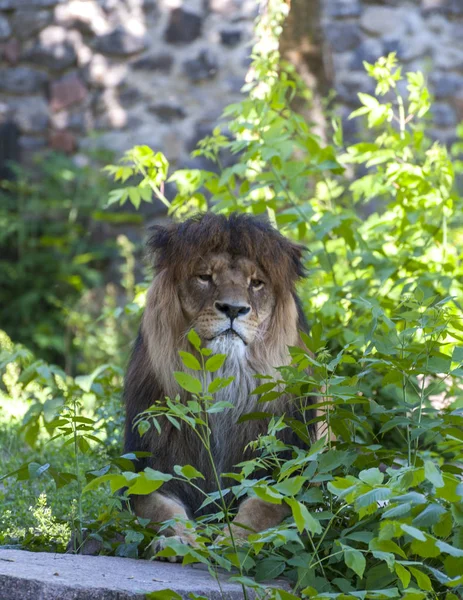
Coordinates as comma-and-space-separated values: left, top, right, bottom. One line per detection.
178, 252, 275, 349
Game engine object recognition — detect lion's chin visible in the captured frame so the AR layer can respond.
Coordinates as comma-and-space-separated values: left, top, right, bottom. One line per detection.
207, 331, 248, 359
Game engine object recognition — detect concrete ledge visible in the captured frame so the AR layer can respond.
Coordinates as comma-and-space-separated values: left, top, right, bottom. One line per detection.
0, 549, 260, 599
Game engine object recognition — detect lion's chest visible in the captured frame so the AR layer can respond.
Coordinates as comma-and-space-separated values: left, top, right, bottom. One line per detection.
205, 354, 263, 474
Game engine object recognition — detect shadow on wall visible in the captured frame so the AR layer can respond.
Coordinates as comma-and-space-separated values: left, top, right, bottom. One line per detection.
0, 0, 256, 169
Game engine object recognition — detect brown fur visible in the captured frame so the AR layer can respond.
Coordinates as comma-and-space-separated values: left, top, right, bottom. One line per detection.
123, 213, 316, 545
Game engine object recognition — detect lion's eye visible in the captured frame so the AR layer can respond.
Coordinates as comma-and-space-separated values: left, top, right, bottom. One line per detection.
198, 274, 212, 283
250, 279, 264, 290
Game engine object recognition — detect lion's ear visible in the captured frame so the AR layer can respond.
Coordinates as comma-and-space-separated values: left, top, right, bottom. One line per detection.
147, 225, 170, 250
289, 242, 307, 279
146, 224, 174, 267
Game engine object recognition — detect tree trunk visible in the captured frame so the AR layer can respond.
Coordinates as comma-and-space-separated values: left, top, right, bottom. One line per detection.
280, 0, 332, 140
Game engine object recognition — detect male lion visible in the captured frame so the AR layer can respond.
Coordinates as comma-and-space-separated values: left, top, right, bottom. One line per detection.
124, 213, 316, 551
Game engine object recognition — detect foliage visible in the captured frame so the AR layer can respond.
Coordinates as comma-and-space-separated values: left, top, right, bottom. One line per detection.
1, 0, 463, 598
0, 149, 139, 368
101, 1, 463, 596
0, 330, 124, 550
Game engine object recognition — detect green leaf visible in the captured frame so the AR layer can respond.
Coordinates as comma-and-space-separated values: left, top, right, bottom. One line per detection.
401, 524, 426, 541
409, 567, 432, 592
254, 485, 283, 505
413, 503, 446, 527
424, 460, 444, 488
254, 557, 286, 582
178, 351, 201, 371
83, 473, 127, 494
174, 464, 204, 480
436, 474, 462, 502
187, 329, 201, 351
318, 450, 353, 473
251, 382, 277, 395
370, 538, 407, 559
355, 487, 391, 509
285, 498, 322, 535
128, 469, 172, 495
437, 541, 463, 557
359, 468, 384, 486
208, 376, 234, 393
145, 591, 183, 600
173, 372, 202, 395
410, 537, 440, 558
274, 476, 305, 496
343, 546, 366, 579
395, 563, 411, 589
205, 354, 226, 372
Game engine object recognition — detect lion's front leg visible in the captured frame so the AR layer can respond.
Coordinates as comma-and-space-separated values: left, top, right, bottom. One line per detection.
226, 497, 291, 541
133, 493, 198, 561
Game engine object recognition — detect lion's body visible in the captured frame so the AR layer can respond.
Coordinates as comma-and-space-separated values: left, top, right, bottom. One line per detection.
123, 213, 315, 536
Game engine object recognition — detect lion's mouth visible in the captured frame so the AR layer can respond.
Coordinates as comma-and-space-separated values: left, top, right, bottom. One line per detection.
212, 328, 247, 345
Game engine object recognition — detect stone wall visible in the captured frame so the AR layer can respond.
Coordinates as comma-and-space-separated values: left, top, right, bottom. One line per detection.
0, 0, 256, 165
0, 0, 462, 169
322, 0, 463, 145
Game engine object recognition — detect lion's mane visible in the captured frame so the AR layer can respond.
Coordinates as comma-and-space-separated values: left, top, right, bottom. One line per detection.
124, 213, 314, 516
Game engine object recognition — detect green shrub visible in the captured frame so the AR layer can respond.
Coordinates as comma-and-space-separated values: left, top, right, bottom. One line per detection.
100, 1, 463, 597
1, 1, 463, 598
0, 150, 134, 367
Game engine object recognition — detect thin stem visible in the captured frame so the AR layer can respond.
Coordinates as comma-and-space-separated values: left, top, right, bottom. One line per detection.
396, 93, 406, 140
133, 157, 171, 209
72, 400, 83, 552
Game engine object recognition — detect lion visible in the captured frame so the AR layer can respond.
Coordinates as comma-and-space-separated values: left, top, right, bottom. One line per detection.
123, 213, 316, 553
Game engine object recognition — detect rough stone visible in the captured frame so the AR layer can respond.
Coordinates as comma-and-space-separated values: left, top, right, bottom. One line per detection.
132, 53, 174, 73
430, 72, 463, 98
446, 0, 463, 15
25, 26, 77, 71
50, 73, 87, 112
382, 38, 403, 58
12, 96, 49, 134
431, 101, 457, 127
51, 109, 87, 132
11, 9, 53, 40
0, 15, 11, 40
209, 0, 252, 16
0, 0, 63, 7
94, 26, 147, 57
360, 6, 405, 37
118, 86, 142, 109
350, 38, 383, 71
422, 0, 447, 11
92, 89, 127, 129
326, 23, 361, 52
55, 0, 110, 36
336, 73, 376, 105
165, 8, 202, 44
434, 45, 463, 70
183, 50, 218, 82
50, 129, 77, 152
220, 29, 242, 47
327, 0, 361, 18
1, 38, 21, 65
226, 75, 245, 93
85, 54, 127, 88
0, 549, 266, 599
401, 33, 432, 62
148, 102, 186, 122
0, 67, 48, 94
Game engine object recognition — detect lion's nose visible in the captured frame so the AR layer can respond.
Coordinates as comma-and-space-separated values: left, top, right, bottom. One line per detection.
215, 302, 251, 320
